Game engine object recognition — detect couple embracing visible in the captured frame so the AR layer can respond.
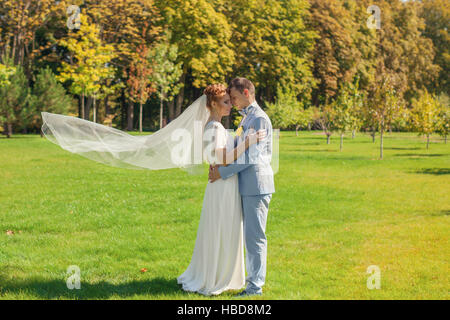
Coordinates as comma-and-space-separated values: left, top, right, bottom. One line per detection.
177, 77, 275, 297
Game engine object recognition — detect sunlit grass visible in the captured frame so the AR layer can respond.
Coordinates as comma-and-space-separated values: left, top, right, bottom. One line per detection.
0, 130, 448, 299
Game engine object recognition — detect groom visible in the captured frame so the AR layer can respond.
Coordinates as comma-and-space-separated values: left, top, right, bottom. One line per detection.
209, 77, 275, 297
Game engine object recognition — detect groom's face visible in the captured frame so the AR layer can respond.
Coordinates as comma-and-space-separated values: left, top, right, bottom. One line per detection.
229, 87, 251, 110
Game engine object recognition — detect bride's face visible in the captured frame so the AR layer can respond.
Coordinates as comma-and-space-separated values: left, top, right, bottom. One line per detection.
212, 94, 232, 117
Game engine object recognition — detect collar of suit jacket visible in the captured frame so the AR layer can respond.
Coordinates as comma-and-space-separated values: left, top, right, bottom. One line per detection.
238, 101, 258, 116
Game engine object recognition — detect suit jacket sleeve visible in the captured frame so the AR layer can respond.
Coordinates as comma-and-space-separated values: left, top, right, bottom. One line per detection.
218, 116, 269, 180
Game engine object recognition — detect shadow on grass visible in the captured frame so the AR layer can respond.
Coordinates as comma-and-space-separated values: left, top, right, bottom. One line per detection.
394, 153, 446, 158
413, 168, 450, 175
385, 147, 421, 150
0, 276, 185, 299
297, 149, 337, 152
432, 210, 450, 216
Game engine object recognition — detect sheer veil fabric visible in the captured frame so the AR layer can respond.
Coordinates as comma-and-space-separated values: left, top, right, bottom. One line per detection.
41, 95, 210, 171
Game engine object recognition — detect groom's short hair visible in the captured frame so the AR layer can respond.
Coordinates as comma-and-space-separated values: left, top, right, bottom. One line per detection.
228, 77, 255, 96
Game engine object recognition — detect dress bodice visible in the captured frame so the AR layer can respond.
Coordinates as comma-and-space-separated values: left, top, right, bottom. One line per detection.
203, 121, 230, 165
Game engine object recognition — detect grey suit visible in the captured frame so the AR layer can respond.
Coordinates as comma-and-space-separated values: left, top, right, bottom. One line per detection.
218, 101, 275, 294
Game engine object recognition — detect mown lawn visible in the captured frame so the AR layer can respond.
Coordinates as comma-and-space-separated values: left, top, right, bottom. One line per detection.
0, 131, 448, 299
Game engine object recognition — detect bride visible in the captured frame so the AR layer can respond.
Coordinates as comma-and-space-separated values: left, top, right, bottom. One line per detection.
40, 83, 264, 296
177, 84, 265, 295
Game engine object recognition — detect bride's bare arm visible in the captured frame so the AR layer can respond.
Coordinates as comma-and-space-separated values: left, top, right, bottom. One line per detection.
215, 129, 266, 166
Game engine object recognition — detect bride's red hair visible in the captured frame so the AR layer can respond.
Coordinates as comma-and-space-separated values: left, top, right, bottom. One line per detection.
203, 84, 227, 109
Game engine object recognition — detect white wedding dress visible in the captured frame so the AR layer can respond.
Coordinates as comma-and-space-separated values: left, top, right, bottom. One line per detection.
177, 120, 245, 296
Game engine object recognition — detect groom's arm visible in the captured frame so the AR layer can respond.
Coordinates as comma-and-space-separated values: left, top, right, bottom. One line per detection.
216, 162, 252, 180
211, 116, 269, 181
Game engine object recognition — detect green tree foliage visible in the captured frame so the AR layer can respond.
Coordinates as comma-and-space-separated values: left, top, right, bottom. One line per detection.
313, 104, 334, 144
371, 75, 407, 158
0, 0, 447, 135
221, 0, 316, 103
373, 0, 440, 103
57, 15, 117, 120
420, 0, 450, 95
0, 63, 16, 87
410, 89, 443, 149
157, 0, 234, 117
149, 35, 183, 128
330, 81, 364, 151
0, 64, 30, 138
29, 67, 73, 136
266, 86, 314, 135
434, 101, 449, 143
308, 0, 358, 104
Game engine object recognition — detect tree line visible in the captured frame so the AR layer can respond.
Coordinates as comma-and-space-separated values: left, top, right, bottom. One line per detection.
0, 0, 448, 146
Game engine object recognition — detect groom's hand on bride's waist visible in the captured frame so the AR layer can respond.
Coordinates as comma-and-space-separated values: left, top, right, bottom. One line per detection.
208, 164, 221, 183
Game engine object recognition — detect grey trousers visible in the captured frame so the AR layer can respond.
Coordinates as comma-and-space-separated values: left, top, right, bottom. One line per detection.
241, 194, 272, 293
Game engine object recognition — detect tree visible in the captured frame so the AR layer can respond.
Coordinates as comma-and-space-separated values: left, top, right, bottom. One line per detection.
83, 0, 163, 129
313, 104, 334, 144
57, 15, 117, 121
420, 0, 450, 95
149, 35, 183, 129
308, 0, 359, 105
29, 67, 72, 136
0, 62, 16, 136
434, 100, 449, 144
331, 84, 357, 151
0, 0, 61, 71
410, 90, 442, 149
371, 75, 406, 159
265, 92, 296, 130
293, 106, 314, 136
156, 0, 234, 119
372, 0, 439, 104
0, 63, 16, 87
221, 0, 316, 103
265, 86, 314, 135
127, 43, 155, 132
0, 64, 30, 138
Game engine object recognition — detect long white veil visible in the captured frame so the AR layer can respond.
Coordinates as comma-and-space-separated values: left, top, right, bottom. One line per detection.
41, 95, 210, 171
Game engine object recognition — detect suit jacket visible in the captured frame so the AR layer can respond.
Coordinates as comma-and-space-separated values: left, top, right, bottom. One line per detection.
218, 101, 275, 196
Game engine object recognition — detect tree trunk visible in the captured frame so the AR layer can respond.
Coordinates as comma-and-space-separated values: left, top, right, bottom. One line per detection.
352, 129, 355, 139
81, 93, 85, 119
445, 135, 447, 144
426, 134, 429, 149
326, 133, 330, 144
6, 123, 12, 138
371, 130, 375, 143
85, 96, 93, 120
121, 89, 126, 130
139, 101, 143, 133
175, 71, 186, 118
159, 89, 163, 129
78, 95, 82, 118
93, 96, 97, 123
340, 133, 343, 151
127, 100, 134, 131
295, 125, 299, 136
380, 129, 384, 159
104, 96, 110, 116
168, 99, 175, 122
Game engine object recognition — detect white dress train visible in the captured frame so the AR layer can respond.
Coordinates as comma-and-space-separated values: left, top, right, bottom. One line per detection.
177, 121, 245, 296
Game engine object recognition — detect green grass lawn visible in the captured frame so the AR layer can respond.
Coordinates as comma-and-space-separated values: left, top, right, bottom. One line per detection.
0, 131, 448, 300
